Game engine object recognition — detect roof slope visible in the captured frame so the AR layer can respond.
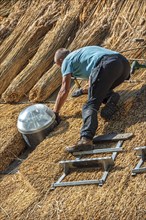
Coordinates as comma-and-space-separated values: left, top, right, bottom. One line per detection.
0, 0, 146, 219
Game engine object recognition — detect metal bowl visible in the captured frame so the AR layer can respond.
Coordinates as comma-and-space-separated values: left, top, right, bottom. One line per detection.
17, 104, 56, 147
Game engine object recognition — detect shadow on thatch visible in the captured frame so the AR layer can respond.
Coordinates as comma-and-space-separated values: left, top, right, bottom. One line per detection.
45, 120, 70, 138
62, 84, 145, 128
103, 84, 146, 134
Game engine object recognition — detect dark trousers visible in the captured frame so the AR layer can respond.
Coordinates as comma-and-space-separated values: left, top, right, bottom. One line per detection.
80, 54, 130, 139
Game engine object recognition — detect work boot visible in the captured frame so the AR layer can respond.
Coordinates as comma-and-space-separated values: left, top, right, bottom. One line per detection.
130, 60, 146, 74
100, 92, 120, 120
130, 61, 140, 74
66, 137, 93, 153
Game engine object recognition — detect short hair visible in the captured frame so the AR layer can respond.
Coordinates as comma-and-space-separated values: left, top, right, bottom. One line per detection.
54, 48, 70, 63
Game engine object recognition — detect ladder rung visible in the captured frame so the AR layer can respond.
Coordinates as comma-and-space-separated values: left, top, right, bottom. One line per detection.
53, 179, 100, 187
135, 146, 146, 156
73, 147, 123, 156
59, 157, 114, 170
132, 167, 146, 174
93, 133, 133, 143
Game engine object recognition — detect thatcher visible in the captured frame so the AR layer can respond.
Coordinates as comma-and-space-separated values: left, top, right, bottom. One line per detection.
0, 1, 146, 220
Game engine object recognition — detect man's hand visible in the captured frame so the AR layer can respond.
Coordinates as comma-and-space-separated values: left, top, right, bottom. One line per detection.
54, 112, 61, 125
72, 88, 84, 97
72, 87, 88, 97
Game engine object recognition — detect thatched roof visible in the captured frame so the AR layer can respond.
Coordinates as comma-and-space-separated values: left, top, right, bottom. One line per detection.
0, 0, 146, 219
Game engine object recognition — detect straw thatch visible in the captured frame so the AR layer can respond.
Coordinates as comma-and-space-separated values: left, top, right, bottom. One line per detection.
0, 104, 26, 171
0, 1, 62, 96
0, 0, 31, 45
27, 0, 123, 102
28, 0, 100, 102
0, 0, 19, 17
13, 0, 146, 102
1, 4, 82, 102
0, 80, 145, 219
29, 65, 61, 102
0, 1, 47, 63
0, 0, 146, 220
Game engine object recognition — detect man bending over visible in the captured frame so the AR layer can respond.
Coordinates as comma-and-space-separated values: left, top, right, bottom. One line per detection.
53, 46, 130, 152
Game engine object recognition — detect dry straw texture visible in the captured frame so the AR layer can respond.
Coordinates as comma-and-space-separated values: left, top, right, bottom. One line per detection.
0, 0, 146, 219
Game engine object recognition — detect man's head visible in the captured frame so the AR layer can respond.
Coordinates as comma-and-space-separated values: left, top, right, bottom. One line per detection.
54, 48, 70, 67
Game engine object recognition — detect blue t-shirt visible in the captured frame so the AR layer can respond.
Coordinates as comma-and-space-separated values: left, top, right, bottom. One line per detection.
61, 46, 119, 79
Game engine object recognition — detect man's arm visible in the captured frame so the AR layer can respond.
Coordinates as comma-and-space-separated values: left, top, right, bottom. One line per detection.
54, 74, 71, 113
